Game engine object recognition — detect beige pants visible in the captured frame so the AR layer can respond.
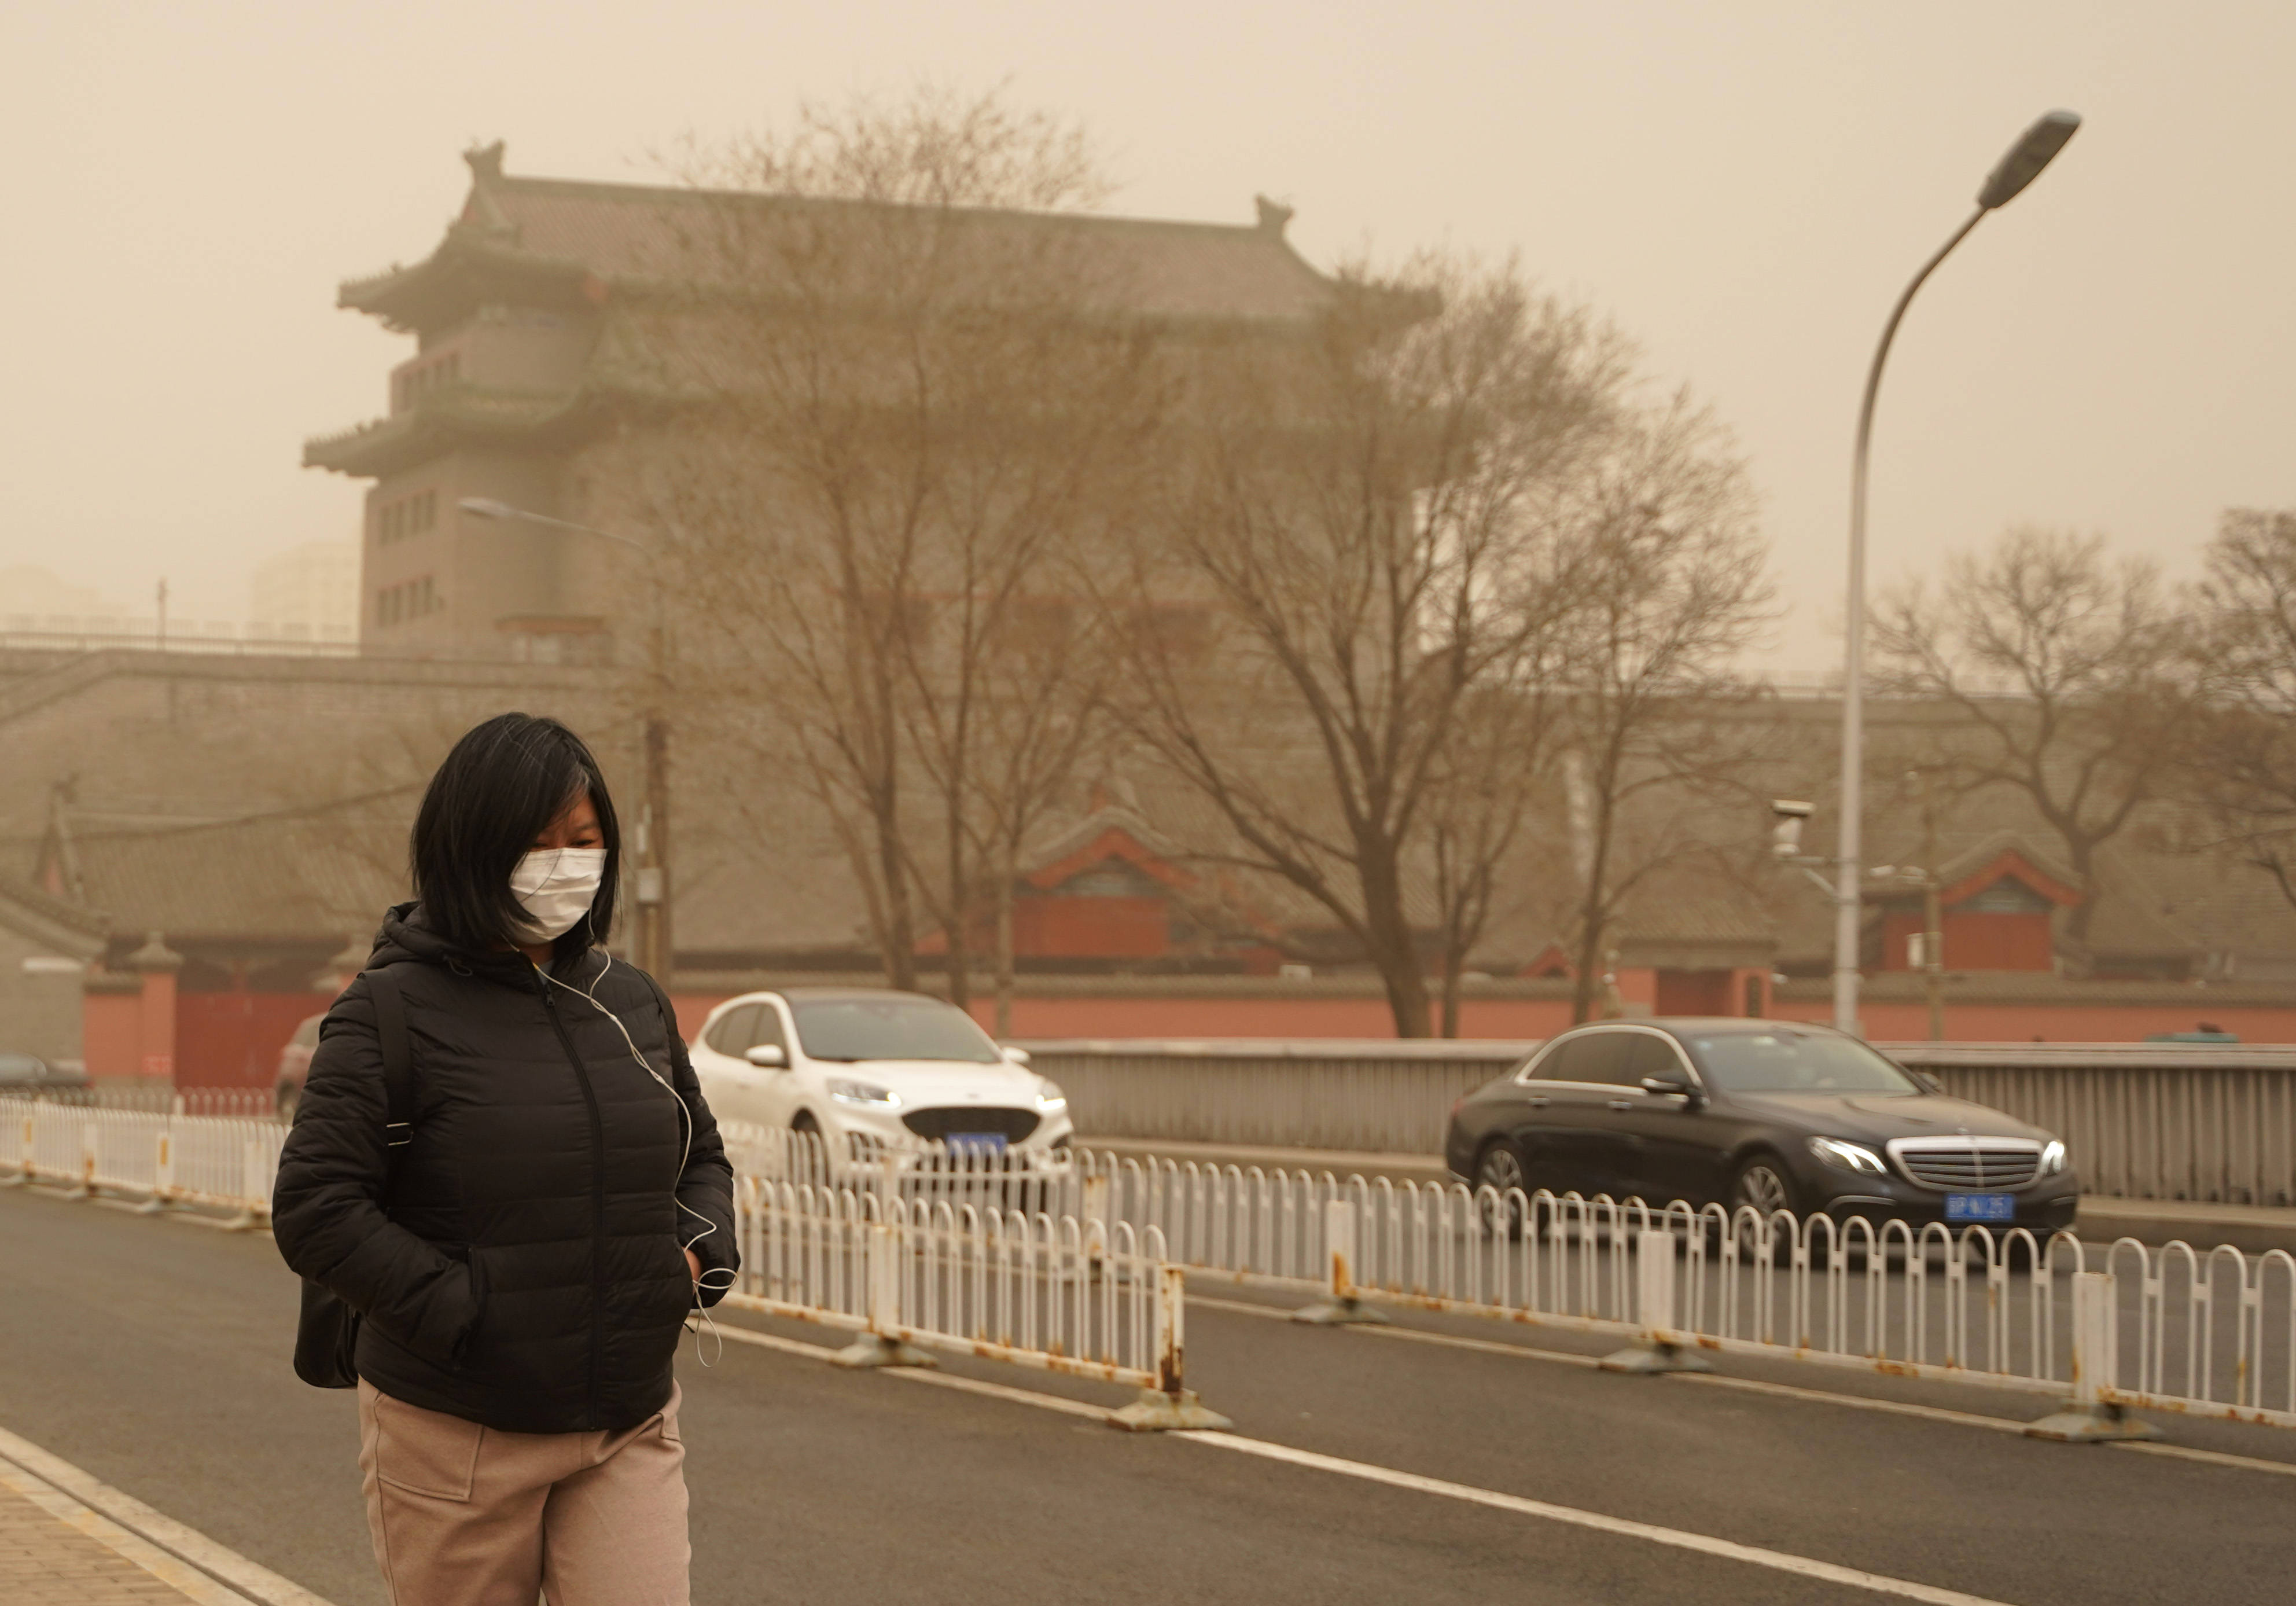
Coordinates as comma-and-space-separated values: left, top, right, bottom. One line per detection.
357, 1380, 689, 1606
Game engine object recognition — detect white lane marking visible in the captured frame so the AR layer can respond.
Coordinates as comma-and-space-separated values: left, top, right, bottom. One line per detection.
0, 1427, 334, 1606
709, 1320, 1120, 1421
1173, 1432, 2022, 1606
712, 1311, 2017, 1600
2112, 1440, 2296, 1478
1192, 1290, 2296, 1475
709, 1321, 842, 1361
882, 1367, 1120, 1422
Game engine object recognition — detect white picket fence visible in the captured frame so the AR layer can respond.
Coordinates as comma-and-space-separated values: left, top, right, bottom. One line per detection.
10, 1100, 2287, 1436
1072, 1150, 2296, 1433
0, 1097, 282, 1220
718, 1124, 1221, 1427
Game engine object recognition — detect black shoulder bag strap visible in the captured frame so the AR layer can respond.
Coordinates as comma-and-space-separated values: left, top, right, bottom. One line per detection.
632, 969, 685, 1057
292, 965, 415, 1388
370, 966, 416, 1154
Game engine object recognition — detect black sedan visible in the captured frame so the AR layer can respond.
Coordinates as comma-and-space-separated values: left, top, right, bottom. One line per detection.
1444, 1019, 2078, 1230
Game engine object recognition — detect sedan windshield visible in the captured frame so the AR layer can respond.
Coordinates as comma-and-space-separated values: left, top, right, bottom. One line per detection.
1687, 1030, 1920, 1096
789, 998, 1001, 1064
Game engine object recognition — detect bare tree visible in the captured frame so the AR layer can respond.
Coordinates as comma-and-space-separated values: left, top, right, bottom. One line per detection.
1542, 394, 1773, 1023
1112, 257, 1629, 1037
2183, 508, 2296, 906
1873, 525, 2189, 954
639, 87, 1154, 995
1422, 679, 1566, 1036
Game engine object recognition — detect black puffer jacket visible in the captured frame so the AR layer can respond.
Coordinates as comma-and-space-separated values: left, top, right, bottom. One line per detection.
273, 903, 737, 1434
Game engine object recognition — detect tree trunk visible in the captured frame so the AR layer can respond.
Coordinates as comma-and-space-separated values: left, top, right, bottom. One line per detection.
2056, 840, 2099, 973
944, 923, 972, 1008
873, 789, 918, 991
993, 857, 1017, 1038
1570, 919, 1604, 1025
1438, 943, 1464, 1039
1357, 840, 1432, 1037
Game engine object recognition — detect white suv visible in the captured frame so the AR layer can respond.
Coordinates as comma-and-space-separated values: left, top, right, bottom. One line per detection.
688, 987, 1072, 1170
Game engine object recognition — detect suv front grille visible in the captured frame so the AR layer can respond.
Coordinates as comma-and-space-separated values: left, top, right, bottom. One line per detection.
901, 1107, 1040, 1143
1890, 1139, 2042, 1190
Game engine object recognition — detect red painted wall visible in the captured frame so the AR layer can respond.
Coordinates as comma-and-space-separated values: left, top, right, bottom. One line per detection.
175, 993, 330, 1089
83, 994, 142, 1082
1654, 970, 1732, 1015
1878, 910, 2055, 972
1011, 896, 1169, 959
668, 988, 2296, 1046
117, 983, 2296, 1075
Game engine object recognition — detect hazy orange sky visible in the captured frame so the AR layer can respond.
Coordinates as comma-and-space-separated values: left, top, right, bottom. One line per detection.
3, 2, 2288, 670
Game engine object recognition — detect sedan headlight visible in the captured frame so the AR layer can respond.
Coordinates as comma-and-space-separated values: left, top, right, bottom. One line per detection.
1035, 1080, 1068, 1113
829, 1079, 901, 1108
1808, 1136, 1887, 1175
2040, 1139, 2067, 1175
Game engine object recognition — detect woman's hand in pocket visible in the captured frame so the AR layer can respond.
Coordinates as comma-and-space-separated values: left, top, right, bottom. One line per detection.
685, 1248, 701, 1285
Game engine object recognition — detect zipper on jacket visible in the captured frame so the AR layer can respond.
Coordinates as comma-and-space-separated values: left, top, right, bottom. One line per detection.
541, 982, 609, 1427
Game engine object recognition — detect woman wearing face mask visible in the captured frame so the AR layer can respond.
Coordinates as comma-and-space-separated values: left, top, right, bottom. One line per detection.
273, 712, 736, 1606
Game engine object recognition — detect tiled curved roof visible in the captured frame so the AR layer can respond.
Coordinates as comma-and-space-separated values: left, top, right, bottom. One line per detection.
345, 168, 1339, 327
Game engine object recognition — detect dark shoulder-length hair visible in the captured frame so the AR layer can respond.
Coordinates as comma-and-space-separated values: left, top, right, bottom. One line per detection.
410, 713, 620, 960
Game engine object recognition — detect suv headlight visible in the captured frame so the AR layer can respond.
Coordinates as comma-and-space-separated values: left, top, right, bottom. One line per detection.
1808, 1136, 1887, 1174
2040, 1139, 2067, 1175
1035, 1080, 1067, 1113
829, 1079, 900, 1108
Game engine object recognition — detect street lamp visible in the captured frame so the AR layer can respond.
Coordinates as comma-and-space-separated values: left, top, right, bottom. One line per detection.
1830, 109, 2080, 1036
459, 497, 676, 986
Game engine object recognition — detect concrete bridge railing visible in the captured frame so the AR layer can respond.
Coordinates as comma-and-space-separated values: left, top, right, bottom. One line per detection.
1017, 1038, 2296, 1208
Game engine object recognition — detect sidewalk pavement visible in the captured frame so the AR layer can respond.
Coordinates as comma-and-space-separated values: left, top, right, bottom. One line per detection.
0, 1431, 331, 1606
1076, 1135, 2296, 1254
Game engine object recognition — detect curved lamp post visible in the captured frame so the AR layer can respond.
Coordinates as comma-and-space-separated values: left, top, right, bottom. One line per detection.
1830, 109, 2081, 1035
459, 497, 676, 986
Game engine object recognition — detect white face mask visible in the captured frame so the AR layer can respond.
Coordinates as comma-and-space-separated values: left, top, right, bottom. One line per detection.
510, 848, 606, 942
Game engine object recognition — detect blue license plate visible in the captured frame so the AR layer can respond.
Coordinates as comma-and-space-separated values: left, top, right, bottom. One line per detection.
1945, 1193, 2015, 1222
947, 1133, 1008, 1155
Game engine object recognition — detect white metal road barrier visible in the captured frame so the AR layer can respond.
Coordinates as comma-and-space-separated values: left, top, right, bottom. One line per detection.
0, 1097, 281, 1223
1073, 1148, 2296, 1437
709, 1124, 1226, 1429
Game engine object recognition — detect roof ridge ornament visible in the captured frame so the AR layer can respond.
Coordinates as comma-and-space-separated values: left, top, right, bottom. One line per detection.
1253, 194, 1294, 237
465, 140, 507, 183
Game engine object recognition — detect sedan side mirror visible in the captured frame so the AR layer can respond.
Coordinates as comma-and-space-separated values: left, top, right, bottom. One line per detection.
1640, 1073, 1696, 1101
744, 1044, 788, 1069
1002, 1046, 1032, 1066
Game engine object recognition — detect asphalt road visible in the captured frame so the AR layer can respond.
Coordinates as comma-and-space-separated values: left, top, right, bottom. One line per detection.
3, 1183, 2293, 1606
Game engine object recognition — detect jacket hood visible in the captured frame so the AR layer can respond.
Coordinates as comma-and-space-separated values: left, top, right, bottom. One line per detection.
370, 901, 594, 988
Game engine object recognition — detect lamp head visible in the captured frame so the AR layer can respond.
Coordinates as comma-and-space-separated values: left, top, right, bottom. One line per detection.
1977, 110, 2081, 210
458, 497, 519, 520
1769, 800, 1812, 859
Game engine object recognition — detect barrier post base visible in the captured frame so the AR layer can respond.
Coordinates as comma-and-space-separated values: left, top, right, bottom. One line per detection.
2023, 1401, 2158, 1443
829, 1333, 937, 1370
1599, 1338, 1712, 1375
134, 1196, 172, 1217
0, 1170, 25, 1188
1292, 1295, 1389, 1326
219, 1208, 263, 1233
1112, 1389, 1234, 1433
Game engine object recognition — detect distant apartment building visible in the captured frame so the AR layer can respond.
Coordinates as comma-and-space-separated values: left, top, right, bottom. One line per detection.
301, 142, 1335, 660
247, 540, 359, 641
0, 564, 126, 630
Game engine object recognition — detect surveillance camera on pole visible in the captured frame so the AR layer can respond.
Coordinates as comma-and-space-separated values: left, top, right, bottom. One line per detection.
1769, 800, 1813, 859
